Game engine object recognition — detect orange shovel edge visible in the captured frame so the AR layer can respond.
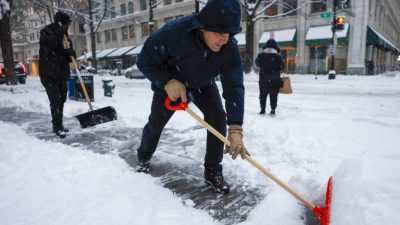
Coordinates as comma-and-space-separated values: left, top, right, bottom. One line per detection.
164, 97, 333, 225
313, 176, 333, 225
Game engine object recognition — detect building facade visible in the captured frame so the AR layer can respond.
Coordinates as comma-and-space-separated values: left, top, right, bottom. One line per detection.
6, 0, 398, 75
8, 7, 86, 76
253, 0, 400, 75
82, 0, 193, 69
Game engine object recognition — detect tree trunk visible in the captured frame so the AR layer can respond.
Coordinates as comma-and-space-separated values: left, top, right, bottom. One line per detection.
243, 20, 255, 73
0, 0, 17, 85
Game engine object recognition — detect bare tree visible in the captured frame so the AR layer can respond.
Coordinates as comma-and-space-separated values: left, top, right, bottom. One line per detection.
0, 0, 17, 85
240, 0, 326, 73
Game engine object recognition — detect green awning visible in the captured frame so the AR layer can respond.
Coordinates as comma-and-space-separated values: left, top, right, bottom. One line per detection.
305, 23, 349, 46
367, 25, 400, 54
258, 28, 297, 48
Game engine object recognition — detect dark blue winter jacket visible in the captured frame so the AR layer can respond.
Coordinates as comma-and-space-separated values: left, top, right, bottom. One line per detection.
137, 0, 244, 125
255, 39, 285, 86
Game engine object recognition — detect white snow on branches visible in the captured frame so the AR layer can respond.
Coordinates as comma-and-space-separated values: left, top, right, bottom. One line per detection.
0, 0, 11, 20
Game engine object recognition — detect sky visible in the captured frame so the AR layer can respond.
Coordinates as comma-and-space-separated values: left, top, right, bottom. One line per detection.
1, 71, 400, 225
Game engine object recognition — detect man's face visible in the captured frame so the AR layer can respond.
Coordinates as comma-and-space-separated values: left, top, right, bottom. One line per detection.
62, 22, 71, 31
200, 29, 229, 52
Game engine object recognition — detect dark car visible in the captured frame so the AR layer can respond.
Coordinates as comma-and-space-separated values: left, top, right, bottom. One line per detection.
0, 61, 28, 84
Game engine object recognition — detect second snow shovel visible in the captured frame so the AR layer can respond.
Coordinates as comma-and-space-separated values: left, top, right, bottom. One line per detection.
165, 97, 333, 225
63, 34, 117, 128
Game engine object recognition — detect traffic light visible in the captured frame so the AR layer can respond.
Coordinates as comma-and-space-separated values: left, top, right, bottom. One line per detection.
336, 16, 345, 31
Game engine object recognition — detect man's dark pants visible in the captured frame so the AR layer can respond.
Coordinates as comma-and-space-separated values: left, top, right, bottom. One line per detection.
137, 82, 227, 169
259, 82, 279, 111
40, 77, 67, 129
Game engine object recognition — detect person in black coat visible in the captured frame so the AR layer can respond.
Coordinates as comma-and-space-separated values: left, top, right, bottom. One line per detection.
255, 39, 285, 116
39, 11, 76, 138
135, 0, 249, 194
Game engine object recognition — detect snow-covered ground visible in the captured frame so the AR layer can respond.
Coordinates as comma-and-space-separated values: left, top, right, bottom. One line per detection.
1, 71, 399, 225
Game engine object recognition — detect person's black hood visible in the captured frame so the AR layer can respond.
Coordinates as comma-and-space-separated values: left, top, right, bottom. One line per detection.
263, 39, 280, 52
54, 11, 71, 24
191, 0, 242, 35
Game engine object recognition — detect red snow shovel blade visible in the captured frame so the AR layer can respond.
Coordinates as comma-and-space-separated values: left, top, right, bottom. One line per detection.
312, 176, 333, 225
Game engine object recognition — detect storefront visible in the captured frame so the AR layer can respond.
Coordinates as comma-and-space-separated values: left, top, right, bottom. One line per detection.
366, 25, 400, 74
305, 23, 349, 74
104, 46, 136, 69
235, 33, 246, 64
125, 45, 144, 67
258, 28, 297, 73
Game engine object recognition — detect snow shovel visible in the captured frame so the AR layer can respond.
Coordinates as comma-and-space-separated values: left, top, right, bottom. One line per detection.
62, 34, 117, 128
165, 97, 333, 225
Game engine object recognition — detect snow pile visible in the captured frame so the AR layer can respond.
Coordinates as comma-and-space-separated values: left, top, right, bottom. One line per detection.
0, 72, 400, 225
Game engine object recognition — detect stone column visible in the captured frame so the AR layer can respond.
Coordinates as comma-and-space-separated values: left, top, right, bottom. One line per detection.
295, 0, 309, 74
346, 0, 369, 75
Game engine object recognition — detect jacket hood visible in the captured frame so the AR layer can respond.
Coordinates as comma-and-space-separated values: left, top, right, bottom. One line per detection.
192, 0, 242, 35
263, 39, 280, 52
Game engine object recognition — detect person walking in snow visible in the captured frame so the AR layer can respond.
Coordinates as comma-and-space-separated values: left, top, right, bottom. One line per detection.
255, 39, 285, 116
39, 11, 76, 138
135, 0, 249, 194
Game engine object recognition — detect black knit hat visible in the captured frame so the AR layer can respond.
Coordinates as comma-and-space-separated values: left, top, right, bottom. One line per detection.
54, 11, 72, 24
194, 0, 242, 35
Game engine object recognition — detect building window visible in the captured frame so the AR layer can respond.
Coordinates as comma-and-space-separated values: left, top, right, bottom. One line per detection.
105, 30, 111, 42
311, 2, 327, 13
120, 4, 126, 16
164, 16, 174, 24
111, 7, 116, 18
111, 28, 117, 41
176, 0, 183, 2
282, 0, 297, 16
265, 4, 278, 17
140, 0, 147, 11
121, 26, 128, 40
30, 33, 35, 41
141, 22, 149, 36
152, 20, 158, 31
128, 2, 134, 14
129, 25, 136, 39
164, 0, 171, 5
96, 32, 102, 43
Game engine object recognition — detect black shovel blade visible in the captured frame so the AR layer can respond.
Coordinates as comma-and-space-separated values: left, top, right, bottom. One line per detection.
75, 106, 117, 128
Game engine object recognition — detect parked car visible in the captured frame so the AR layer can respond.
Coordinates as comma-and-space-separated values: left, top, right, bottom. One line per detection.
123, 65, 145, 79
79, 65, 96, 74
0, 61, 28, 84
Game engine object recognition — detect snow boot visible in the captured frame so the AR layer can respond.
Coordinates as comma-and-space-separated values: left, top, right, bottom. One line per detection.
61, 125, 69, 132
269, 109, 275, 116
53, 128, 67, 138
259, 110, 266, 115
136, 158, 150, 173
204, 166, 230, 194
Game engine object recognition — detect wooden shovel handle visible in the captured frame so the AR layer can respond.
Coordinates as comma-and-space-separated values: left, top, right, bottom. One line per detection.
62, 34, 93, 110
184, 106, 316, 210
